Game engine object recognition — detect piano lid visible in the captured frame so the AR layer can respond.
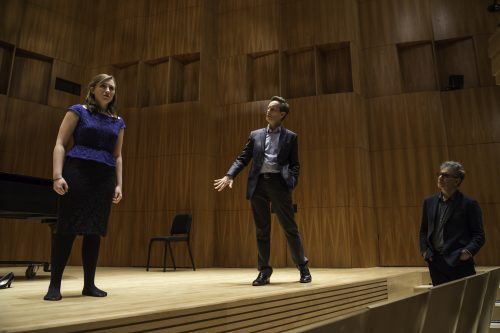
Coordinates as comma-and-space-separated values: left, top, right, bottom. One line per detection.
0, 172, 58, 220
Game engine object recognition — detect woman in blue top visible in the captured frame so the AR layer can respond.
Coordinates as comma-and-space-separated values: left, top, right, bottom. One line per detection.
44, 74, 125, 301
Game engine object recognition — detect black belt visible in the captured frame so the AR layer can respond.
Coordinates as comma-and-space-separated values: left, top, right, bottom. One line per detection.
260, 172, 280, 179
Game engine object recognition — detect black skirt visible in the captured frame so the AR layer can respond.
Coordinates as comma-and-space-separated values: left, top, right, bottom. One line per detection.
56, 157, 116, 236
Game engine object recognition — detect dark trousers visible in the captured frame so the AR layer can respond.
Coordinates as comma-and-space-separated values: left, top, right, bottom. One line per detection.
250, 173, 307, 271
427, 253, 476, 286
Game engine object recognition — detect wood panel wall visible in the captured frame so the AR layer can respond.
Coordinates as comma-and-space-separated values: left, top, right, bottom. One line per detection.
0, 0, 218, 270
0, 0, 499, 269
360, 0, 500, 266
214, 0, 375, 269
490, 27, 500, 84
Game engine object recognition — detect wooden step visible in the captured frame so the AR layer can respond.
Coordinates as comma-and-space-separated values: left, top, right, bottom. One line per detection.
493, 302, 500, 321
491, 322, 500, 332
59, 279, 389, 332
413, 284, 432, 293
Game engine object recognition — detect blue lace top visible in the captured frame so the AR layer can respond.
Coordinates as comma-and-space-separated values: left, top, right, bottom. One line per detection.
66, 104, 125, 167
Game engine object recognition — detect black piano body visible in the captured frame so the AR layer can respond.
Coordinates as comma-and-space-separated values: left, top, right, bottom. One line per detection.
0, 172, 58, 278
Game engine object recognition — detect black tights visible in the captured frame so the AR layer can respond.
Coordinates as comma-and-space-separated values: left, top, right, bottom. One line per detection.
44, 233, 105, 300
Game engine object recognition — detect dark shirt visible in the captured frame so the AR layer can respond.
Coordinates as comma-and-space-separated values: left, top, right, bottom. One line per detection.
66, 104, 125, 167
431, 192, 457, 252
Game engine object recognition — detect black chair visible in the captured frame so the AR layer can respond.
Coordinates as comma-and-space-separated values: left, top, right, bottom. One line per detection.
146, 213, 195, 272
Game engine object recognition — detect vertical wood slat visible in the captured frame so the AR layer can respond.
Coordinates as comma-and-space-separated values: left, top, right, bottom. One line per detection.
283, 48, 316, 99
17, 2, 92, 65
182, 59, 200, 102
143, 6, 202, 62
398, 42, 437, 93
217, 1, 279, 58
435, 37, 479, 90
249, 51, 279, 102
475, 33, 497, 87
368, 92, 448, 152
218, 55, 251, 104
363, 45, 402, 97
141, 58, 169, 107
92, 16, 145, 68
0, 218, 52, 263
9, 50, 52, 105
111, 62, 140, 108
489, 28, 500, 83
281, 0, 360, 50
0, 0, 25, 45
316, 43, 353, 95
359, 0, 433, 48
370, 146, 450, 209
0, 99, 63, 178
376, 206, 425, 266
280, 0, 315, 51
431, 0, 500, 41
475, 204, 500, 265
47, 59, 85, 109
0, 42, 15, 95
168, 54, 200, 103
440, 86, 500, 146
448, 143, 500, 205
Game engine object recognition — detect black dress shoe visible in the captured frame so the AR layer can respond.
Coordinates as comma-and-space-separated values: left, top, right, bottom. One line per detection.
252, 269, 272, 286
298, 264, 312, 283
0, 272, 14, 289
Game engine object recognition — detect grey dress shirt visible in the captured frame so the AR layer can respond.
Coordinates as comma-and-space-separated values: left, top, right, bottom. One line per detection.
260, 125, 281, 174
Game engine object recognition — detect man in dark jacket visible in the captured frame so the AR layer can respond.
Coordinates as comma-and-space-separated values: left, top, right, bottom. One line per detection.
419, 161, 485, 285
214, 96, 311, 286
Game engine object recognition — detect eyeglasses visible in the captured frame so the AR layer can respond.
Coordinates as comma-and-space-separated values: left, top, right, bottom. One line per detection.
436, 172, 458, 179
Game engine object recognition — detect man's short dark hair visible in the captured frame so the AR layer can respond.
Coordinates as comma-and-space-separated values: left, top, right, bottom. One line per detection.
270, 96, 289, 119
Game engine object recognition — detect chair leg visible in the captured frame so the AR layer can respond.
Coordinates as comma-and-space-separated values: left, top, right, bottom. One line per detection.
187, 241, 196, 271
146, 240, 154, 271
167, 242, 176, 271
163, 241, 168, 272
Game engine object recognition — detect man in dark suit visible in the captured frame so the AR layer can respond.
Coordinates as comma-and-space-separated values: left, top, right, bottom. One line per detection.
419, 161, 485, 285
214, 96, 311, 286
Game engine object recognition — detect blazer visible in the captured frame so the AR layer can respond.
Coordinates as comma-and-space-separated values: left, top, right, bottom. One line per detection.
226, 127, 300, 199
419, 191, 485, 267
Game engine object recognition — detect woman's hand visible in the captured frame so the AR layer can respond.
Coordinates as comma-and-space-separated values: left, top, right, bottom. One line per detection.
53, 178, 69, 195
113, 185, 122, 204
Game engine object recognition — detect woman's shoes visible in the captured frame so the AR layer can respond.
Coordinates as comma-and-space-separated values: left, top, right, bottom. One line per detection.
42, 285, 107, 300
43, 287, 62, 301
0, 272, 14, 289
82, 285, 107, 297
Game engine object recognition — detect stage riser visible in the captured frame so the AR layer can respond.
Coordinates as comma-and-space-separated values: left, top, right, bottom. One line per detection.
169, 290, 387, 332
34, 281, 388, 332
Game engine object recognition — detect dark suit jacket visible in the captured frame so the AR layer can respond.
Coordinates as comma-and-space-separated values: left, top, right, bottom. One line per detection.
226, 127, 300, 199
419, 191, 485, 267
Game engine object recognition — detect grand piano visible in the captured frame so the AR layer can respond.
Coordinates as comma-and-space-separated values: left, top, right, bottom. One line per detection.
0, 172, 58, 278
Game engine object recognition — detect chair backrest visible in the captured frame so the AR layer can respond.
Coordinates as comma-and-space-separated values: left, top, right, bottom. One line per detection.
420, 278, 466, 333
477, 268, 500, 333
170, 214, 192, 235
455, 272, 489, 333
365, 291, 429, 333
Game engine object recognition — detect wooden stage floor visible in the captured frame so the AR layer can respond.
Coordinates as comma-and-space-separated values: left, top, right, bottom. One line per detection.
0, 266, 431, 332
